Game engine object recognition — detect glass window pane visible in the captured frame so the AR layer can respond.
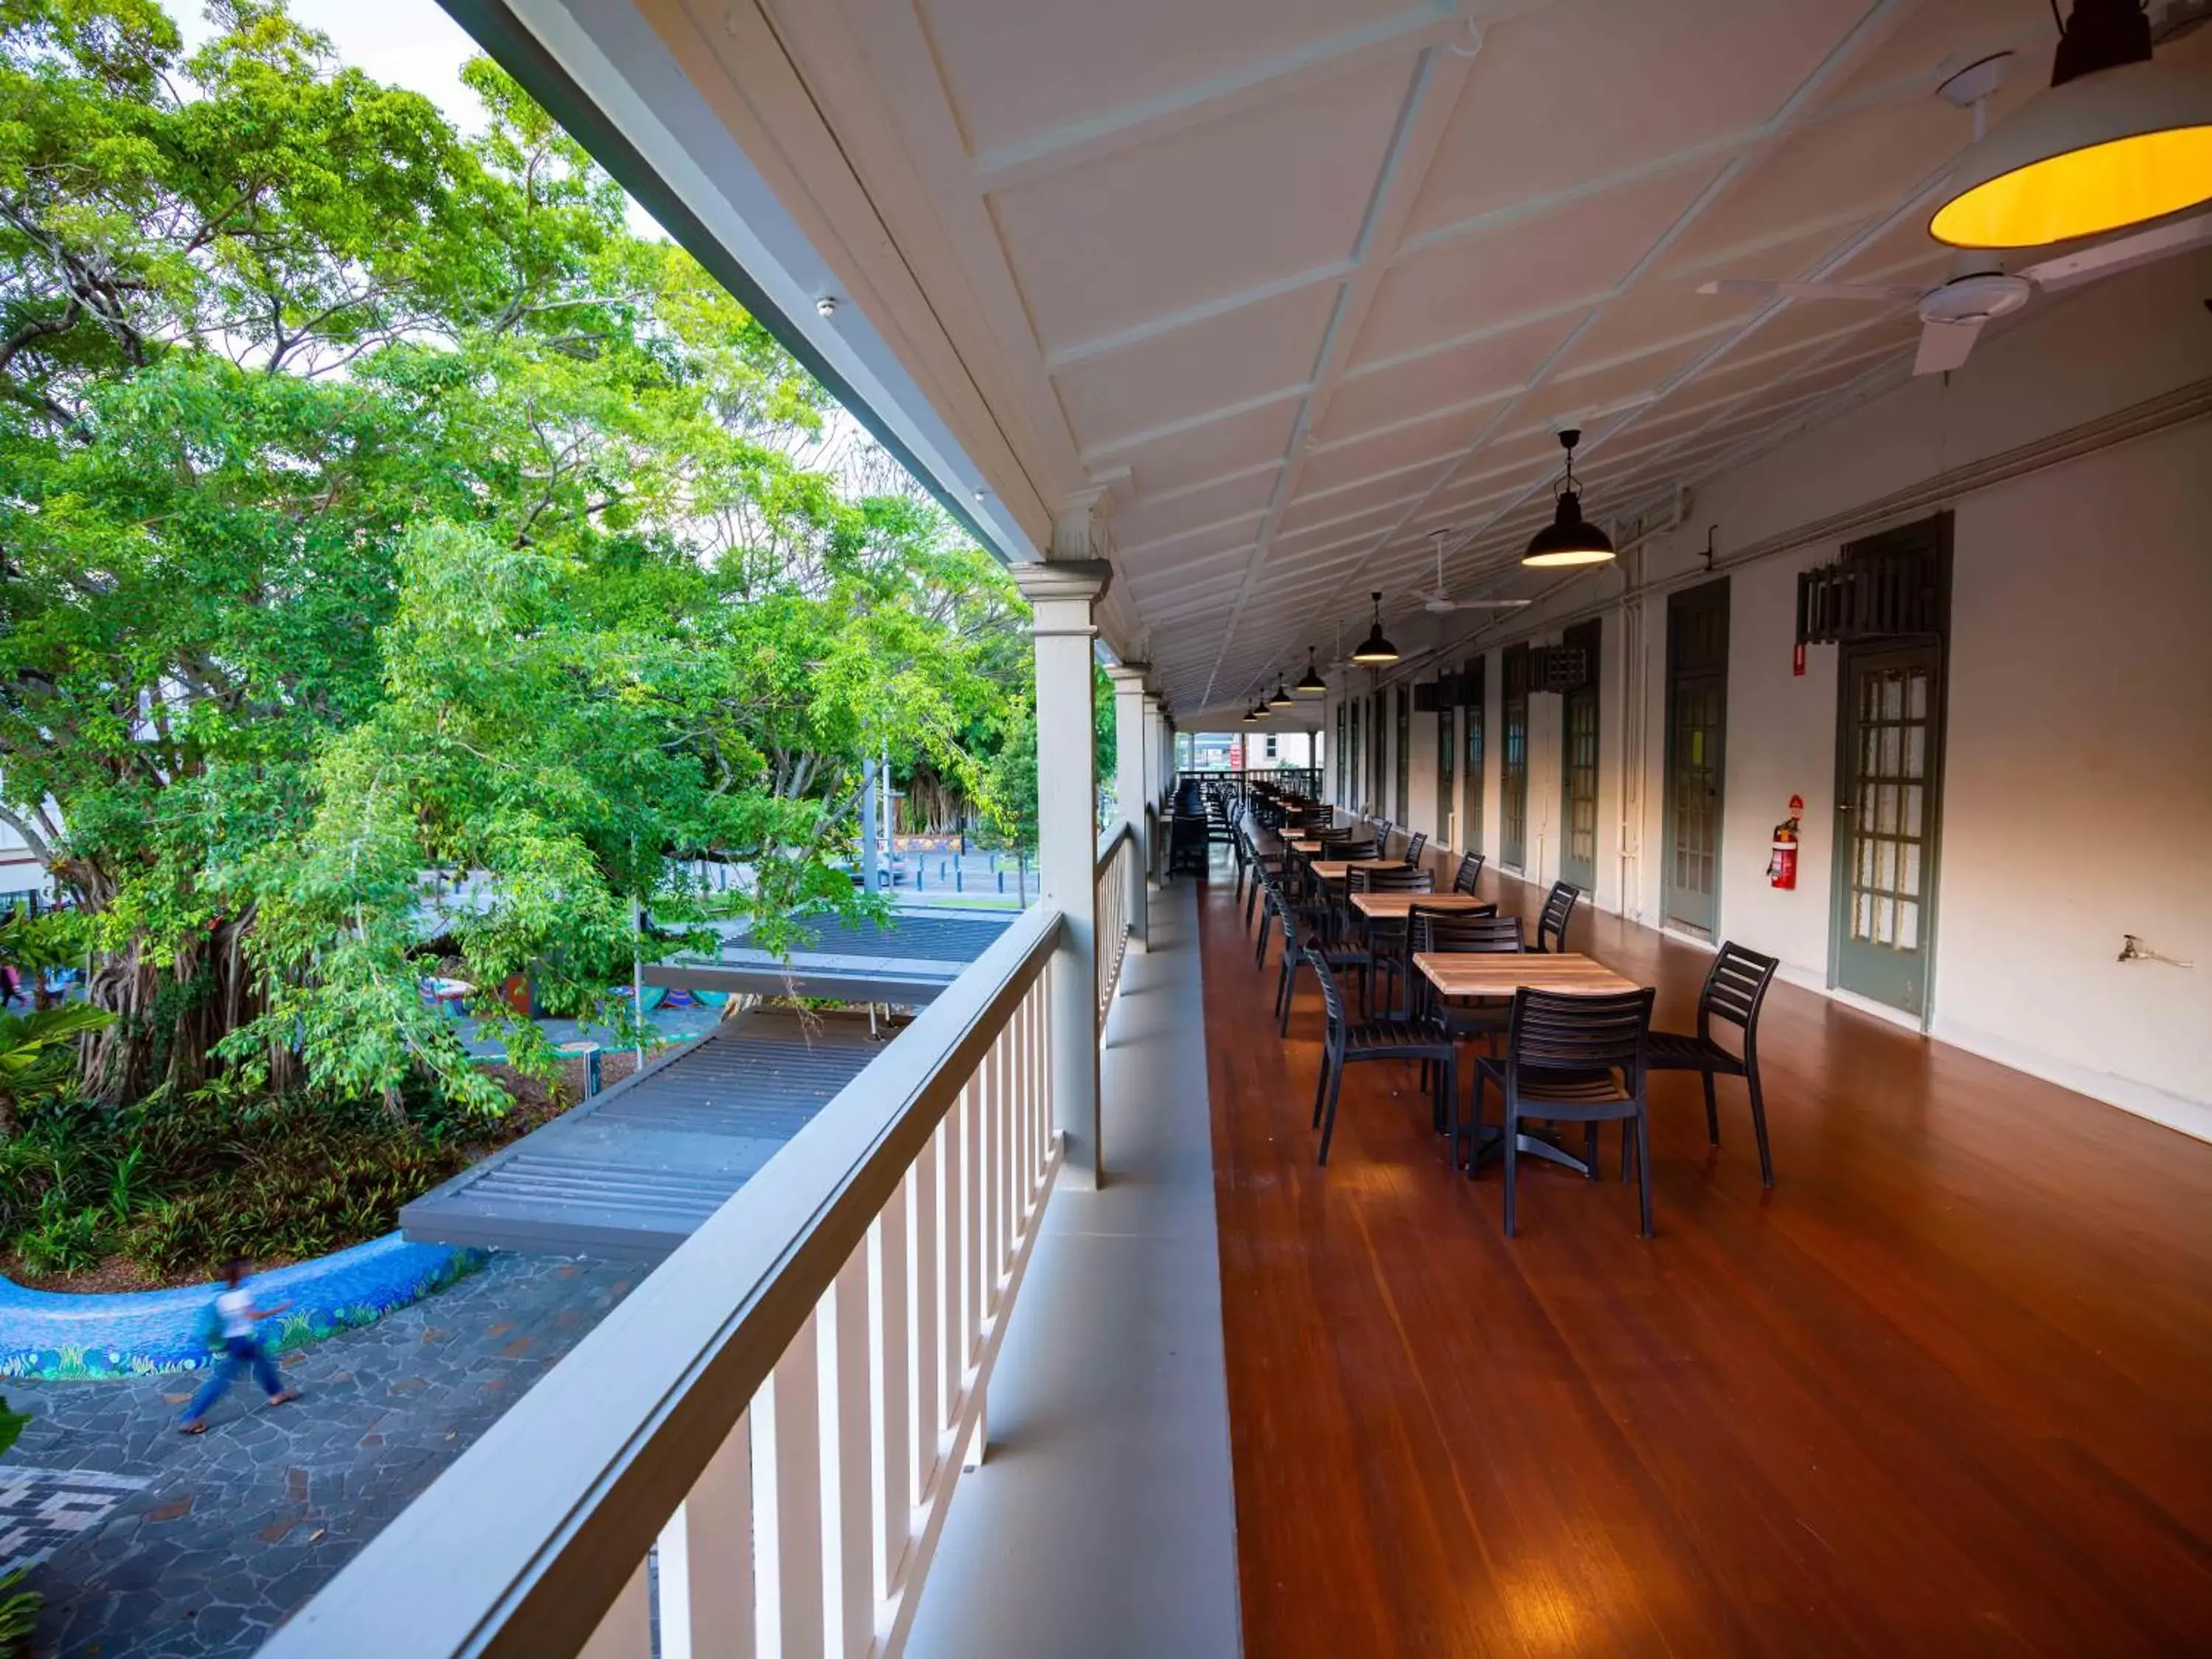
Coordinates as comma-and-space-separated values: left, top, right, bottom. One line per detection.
1908, 672, 1929, 718
1905, 723, 1925, 777
1877, 840, 1896, 892
1898, 900, 1919, 950
1902, 841, 1922, 899
1882, 673, 1904, 719
1877, 784, 1898, 834
1879, 725, 1901, 774
1855, 893, 1874, 938
1904, 784, 1924, 838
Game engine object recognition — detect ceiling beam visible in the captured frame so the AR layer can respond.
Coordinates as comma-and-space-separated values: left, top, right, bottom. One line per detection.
969, 2, 1465, 192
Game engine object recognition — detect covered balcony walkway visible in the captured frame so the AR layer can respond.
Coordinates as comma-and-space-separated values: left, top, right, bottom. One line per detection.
1201, 844, 2212, 1656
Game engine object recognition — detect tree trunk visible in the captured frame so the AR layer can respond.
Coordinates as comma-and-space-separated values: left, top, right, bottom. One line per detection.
80, 917, 265, 1105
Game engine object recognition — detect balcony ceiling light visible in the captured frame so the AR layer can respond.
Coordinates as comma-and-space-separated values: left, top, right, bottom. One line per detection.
1523, 428, 1615, 568
1295, 648, 1329, 695
1931, 0, 2212, 249
1268, 679, 1295, 709
1349, 592, 1400, 665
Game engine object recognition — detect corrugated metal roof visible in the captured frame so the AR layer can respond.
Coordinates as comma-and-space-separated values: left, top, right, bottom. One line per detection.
400, 1008, 884, 1259
647, 907, 1015, 1005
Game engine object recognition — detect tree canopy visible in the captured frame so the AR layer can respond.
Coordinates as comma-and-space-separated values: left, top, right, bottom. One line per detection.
0, 1, 1035, 1114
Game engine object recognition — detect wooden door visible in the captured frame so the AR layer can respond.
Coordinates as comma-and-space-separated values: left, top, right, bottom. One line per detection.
1461, 656, 1484, 855
1832, 642, 1944, 1017
1663, 580, 1729, 936
1558, 619, 1601, 891
1501, 645, 1529, 870
1437, 704, 1455, 844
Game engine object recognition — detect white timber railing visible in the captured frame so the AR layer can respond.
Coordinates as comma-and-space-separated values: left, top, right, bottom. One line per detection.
1094, 821, 1138, 1032
263, 905, 1066, 1659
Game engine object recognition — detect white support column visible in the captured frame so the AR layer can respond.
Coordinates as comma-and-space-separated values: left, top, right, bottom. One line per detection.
1013, 546, 1110, 1189
1106, 664, 1152, 949
1142, 693, 1164, 883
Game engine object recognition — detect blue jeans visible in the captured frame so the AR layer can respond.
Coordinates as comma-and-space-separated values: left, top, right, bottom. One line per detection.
180, 1337, 283, 1425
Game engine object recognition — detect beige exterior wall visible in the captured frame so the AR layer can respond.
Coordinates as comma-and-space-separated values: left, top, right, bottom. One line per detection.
1338, 251, 2212, 1133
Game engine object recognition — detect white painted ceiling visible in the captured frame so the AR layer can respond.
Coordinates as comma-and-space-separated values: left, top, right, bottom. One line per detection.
649, 0, 2197, 715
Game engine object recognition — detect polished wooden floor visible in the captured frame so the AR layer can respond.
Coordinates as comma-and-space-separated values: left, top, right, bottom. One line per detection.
1201, 852, 2212, 1657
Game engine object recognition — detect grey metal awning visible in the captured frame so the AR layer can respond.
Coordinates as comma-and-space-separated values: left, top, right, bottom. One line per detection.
400, 1008, 885, 1259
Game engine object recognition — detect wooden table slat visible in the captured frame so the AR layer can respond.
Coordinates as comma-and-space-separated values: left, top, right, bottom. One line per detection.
1310, 859, 1410, 883
1348, 893, 1494, 919
1412, 951, 1644, 997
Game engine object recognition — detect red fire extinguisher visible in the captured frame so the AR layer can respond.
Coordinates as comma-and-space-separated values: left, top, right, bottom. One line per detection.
1768, 801, 1802, 891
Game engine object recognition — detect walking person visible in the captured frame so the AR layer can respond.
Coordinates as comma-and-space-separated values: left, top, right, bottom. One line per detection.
178, 1259, 299, 1434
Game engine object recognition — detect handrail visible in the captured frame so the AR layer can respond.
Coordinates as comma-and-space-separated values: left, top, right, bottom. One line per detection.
265, 903, 1066, 1658
1094, 818, 1133, 880
1095, 821, 1137, 1030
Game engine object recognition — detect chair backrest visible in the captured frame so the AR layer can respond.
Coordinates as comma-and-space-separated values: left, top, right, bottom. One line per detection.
1352, 865, 1434, 894
1506, 987, 1654, 1079
1413, 908, 1517, 953
1537, 881, 1582, 952
1310, 950, 1349, 1034
1404, 831, 1427, 866
1700, 940, 1780, 1042
1453, 851, 1484, 895
1332, 841, 1380, 862
1372, 821, 1394, 850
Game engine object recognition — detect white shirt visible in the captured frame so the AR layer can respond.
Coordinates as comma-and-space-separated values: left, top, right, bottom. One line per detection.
216, 1287, 256, 1340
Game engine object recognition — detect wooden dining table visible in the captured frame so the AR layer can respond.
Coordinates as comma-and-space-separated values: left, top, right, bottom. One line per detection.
1412, 951, 1644, 998
1413, 950, 1649, 1176
1310, 858, 1408, 883
1347, 891, 1495, 920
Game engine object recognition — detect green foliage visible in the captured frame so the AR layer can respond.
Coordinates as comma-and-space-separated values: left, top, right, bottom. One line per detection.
17, 1191, 108, 1275
0, 1568, 34, 1653
0, 1, 1032, 1116
1, 1086, 488, 1281
0, 1002, 116, 1125
0, 1397, 36, 1652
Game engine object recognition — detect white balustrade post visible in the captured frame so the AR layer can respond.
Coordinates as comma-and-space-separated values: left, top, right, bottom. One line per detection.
1013, 542, 1110, 1188
657, 1411, 754, 1659
1106, 663, 1151, 949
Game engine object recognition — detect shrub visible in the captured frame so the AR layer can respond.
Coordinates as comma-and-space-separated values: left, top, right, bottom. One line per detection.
4, 1088, 490, 1285
15, 1195, 109, 1276
1, 1397, 42, 1654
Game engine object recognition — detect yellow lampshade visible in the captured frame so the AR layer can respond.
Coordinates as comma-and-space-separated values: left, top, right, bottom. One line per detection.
1932, 60, 2212, 249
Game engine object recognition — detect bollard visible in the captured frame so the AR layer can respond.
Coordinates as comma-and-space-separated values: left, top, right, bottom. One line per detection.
557, 1040, 602, 1099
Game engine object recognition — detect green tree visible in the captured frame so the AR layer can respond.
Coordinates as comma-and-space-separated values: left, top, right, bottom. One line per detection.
0, 1, 1029, 1113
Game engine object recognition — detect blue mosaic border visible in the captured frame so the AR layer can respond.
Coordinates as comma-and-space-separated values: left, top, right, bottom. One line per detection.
0, 1234, 484, 1381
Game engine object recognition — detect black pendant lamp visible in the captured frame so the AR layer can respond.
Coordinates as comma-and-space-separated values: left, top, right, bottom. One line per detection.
1295, 647, 1328, 695
1268, 678, 1295, 709
1349, 591, 1399, 665
1931, 0, 2212, 250
1523, 428, 1615, 568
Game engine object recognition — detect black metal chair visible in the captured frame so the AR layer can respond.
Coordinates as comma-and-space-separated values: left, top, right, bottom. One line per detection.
1470, 987, 1658, 1237
1309, 956, 1458, 1163
1412, 909, 1520, 1049
1403, 830, 1427, 869
1371, 821, 1394, 855
1348, 864, 1436, 1018
1646, 942, 1781, 1186
1534, 880, 1582, 953
1279, 866, 1382, 1034
1453, 851, 1484, 895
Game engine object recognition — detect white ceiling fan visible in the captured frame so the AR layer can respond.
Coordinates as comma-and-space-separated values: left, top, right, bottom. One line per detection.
1416, 531, 1536, 613
1697, 212, 2212, 375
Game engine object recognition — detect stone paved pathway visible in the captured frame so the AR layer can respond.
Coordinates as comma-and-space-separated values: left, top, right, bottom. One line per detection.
7, 1252, 637, 1658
